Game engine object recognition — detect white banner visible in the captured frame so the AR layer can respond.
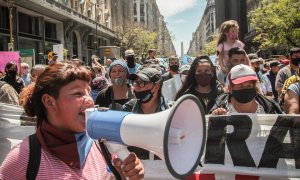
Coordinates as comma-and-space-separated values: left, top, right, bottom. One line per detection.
0, 104, 299, 179
53, 44, 64, 61
162, 74, 182, 101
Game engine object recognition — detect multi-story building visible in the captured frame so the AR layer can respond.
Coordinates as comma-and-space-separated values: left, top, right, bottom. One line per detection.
131, 0, 176, 56
187, 0, 216, 56
0, 0, 117, 64
0, 0, 175, 64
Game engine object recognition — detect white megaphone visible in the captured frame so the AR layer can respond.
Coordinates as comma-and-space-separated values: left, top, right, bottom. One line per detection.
85, 94, 206, 179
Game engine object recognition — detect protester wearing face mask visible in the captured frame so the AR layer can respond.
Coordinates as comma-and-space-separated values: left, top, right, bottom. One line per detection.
120, 65, 173, 177
250, 58, 273, 96
125, 49, 141, 74
0, 61, 25, 94
210, 64, 282, 115
175, 56, 224, 114
95, 60, 134, 110
162, 56, 180, 82
265, 60, 281, 102
276, 47, 300, 94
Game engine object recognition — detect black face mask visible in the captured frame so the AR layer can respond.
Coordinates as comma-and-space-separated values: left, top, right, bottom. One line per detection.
134, 90, 153, 103
291, 58, 300, 66
254, 67, 260, 73
195, 73, 213, 87
127, 56, 135, 68
7, 70, 17, 79
231, 88, 257, 103
170, 65, 179, 72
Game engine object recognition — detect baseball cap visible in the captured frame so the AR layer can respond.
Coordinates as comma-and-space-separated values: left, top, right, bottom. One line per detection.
269, 60, 280, 67
248, 53, 258, 60
250, 58, 262, 63
280, 59, 290, 65
229, 64, 258, 85
125, 49, 135, 57
129, 66, 162, 83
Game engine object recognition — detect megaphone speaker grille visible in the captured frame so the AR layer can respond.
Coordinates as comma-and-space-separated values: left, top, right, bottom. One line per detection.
163, 94, 206, 179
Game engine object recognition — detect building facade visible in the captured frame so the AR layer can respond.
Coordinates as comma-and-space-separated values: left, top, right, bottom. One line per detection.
187, 0, 216, 56
0, 0, 175, 65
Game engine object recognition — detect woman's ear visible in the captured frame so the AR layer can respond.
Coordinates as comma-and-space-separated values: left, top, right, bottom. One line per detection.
41, 94, 56, 110
152, 83, 160, 94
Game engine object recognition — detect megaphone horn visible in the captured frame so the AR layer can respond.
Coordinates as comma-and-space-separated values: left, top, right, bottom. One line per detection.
86, 94, 206, 179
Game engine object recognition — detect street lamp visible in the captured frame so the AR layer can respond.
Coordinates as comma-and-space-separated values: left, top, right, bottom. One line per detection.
7, 0, 14, 51
94, 0, 104, 58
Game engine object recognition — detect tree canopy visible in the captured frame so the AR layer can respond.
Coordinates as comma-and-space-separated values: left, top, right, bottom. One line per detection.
116, 24, 158, 60
203, 33, 217, 56
250, 0, 300, 50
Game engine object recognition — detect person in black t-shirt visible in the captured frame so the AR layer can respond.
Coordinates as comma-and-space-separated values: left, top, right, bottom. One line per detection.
95, 60, 134, 110
175, 56, 224, 114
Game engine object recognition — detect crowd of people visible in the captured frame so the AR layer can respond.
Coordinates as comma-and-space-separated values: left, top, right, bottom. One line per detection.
0, 19, 300, 179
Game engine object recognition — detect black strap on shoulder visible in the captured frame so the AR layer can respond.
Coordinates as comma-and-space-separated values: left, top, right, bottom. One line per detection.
26, 134, 41, 180
98, 140, 122, 180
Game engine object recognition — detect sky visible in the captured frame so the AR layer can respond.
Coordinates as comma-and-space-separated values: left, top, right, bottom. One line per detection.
156, 0, 206, 56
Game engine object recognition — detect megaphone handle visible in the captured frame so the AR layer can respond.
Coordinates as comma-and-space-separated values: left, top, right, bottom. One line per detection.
98, 140, 122, 180
105, 142, 130, 161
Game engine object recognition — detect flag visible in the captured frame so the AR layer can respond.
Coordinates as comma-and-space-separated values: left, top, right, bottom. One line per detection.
181, 54, 193, 65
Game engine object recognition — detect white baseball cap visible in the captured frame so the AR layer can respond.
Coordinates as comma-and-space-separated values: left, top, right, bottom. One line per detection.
125, 49, 135, 57
229, 64, 258, 84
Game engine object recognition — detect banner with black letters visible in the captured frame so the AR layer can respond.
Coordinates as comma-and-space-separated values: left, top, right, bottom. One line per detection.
0, 103, 299, 179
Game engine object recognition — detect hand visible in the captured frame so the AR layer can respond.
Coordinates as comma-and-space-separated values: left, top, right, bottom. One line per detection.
113, 153, 144, 180
211, 108, 228, 115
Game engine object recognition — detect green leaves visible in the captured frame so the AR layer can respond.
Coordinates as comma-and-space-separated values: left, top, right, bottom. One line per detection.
250, 0, 300, 50
116, 24, 158, 60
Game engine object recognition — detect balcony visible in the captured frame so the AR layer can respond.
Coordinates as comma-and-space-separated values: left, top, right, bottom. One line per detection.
14, 0, 116, 38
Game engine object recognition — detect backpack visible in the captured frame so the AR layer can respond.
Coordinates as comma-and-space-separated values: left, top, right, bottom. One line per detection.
26, 134, 121, 180
279, 75, 300, 109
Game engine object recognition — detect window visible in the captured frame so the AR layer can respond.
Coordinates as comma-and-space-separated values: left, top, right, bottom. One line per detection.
87, 35, 93, 48
74, 0, 78, 11
18, 13, 39, 35
87, 7, 91, 18
0, 6, 9, 29
71, 0, 74, 9
134, 2, 137, 16
72, 32, 78, 56
45, 21, 57, 39
140, 0, 145, 18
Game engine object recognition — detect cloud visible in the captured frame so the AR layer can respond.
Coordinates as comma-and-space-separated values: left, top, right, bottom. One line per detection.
156, 0, 198, 17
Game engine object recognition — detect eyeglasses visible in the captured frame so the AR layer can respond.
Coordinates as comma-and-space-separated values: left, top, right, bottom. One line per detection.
132, 80, 149, 88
